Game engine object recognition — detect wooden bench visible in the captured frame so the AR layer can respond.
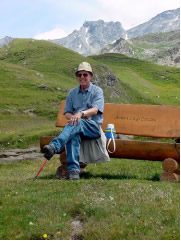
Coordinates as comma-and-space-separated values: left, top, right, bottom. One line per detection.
40, 100, 180, 182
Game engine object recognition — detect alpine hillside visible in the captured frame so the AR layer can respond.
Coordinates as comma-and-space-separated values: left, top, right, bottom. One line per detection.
0, 39, 179, 149
101, 30, 180, 67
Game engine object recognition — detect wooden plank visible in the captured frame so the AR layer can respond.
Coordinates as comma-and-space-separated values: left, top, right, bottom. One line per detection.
102, 104, 180, 138
108, 140, 180, 162
55, 100, 67, 127
55, 101, 180, 138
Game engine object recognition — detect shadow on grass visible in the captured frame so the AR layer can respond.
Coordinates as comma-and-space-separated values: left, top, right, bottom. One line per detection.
81, 172, 137, 180
146, 173, 160, 182
36, 174, 57, 180
36, 172, 160, 182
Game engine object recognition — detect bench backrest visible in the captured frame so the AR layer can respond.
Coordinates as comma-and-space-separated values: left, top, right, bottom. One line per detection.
56, 100, 180, 138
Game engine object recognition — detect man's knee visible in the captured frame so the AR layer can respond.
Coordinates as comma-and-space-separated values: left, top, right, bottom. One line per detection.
79, 118, 86, 125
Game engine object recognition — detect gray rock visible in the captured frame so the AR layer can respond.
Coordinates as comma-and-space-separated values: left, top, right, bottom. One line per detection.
101, 38, 134, 55
71, 219, 83, 239
127, 8, 180, 39
91, 65, 128, 101
38, 84, 53, 91
50, 20, 126, 56
0, 36, 13, 48
100, 30, 180, 67
0, 147, 43, 163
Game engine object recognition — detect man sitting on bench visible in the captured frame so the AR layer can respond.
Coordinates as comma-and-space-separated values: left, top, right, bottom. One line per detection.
42, 62, 104, 180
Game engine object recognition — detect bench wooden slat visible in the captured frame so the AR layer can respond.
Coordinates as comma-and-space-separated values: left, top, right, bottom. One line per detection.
40, 136, 180, 162
56, 100, 180, 138
109, 140, 180, 162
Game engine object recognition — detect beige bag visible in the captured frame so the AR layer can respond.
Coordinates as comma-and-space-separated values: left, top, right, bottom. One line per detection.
79, 127, 110, 164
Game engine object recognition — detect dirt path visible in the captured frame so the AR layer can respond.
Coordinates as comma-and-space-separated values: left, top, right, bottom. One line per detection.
0, 146, 43, 163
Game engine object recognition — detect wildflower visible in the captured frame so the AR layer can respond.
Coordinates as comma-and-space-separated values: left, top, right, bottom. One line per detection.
56, 231, 61, 236
109, 196, 114, 201
43, 233, 47, 239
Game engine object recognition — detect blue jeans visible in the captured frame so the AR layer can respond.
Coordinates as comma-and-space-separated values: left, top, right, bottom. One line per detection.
50, 119, 101, 172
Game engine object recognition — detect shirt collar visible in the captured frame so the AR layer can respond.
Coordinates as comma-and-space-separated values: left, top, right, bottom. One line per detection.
77, 82, 93, 93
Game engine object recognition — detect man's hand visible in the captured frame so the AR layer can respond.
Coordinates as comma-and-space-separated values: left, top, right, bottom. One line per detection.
66, 108, 98, 126
69, 112, 82, 125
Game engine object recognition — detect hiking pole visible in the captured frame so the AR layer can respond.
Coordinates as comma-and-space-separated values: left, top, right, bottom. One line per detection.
34, 159, 48, 179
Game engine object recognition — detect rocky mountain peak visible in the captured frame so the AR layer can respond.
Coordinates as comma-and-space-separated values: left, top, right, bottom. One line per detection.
0, 36, 13, 48
51, 20, 126, 56
127, 8, 180, 39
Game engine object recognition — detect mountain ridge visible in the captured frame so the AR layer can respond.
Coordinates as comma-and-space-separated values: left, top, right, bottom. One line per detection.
51, 20, 126, 56
0, 8, 179, 67
50, 8, 180, 56
0, 36, 13, 48
127, 8, 180, 39
101, 30, 180, 67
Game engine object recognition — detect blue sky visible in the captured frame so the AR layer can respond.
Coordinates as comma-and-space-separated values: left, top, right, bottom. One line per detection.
0, 0, 180, 39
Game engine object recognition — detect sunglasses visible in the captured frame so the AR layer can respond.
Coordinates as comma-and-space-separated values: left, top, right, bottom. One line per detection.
77, 73, 88, 78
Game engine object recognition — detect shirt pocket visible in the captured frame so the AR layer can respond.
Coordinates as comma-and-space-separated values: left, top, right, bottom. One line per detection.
72, 99, 82, 112
86, 94, 93, 108
86, 101, 92, 109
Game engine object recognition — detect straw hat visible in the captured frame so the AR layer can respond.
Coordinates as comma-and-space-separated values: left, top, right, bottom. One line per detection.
75, 62, 93, 76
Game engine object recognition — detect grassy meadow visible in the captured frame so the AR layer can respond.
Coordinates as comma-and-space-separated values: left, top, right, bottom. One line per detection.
90, 53, 180, 106
0, 39, 180, 240
0, 157, 180, 240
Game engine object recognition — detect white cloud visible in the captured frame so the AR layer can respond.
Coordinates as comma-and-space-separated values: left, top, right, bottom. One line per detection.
31, 0, 180, 40
96, 0, 180, 29
34, 27, 68, 40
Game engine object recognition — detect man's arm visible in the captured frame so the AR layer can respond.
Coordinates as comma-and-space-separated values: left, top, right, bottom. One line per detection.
65, 107, 98, 126
64, 112, 73, 120
81, 107, 98, 118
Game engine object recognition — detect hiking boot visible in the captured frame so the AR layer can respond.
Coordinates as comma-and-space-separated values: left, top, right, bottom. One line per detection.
42, 144, 56, 160
69, 169, 80, 180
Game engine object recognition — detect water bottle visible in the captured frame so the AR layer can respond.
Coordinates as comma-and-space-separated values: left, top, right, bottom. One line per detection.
105, 124, 116, 153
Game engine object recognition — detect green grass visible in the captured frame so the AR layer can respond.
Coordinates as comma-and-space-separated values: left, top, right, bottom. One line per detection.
0, 157, 179, 240
0, 39, 180, 239
90, 53, 180, 106
0, 114, 61, 149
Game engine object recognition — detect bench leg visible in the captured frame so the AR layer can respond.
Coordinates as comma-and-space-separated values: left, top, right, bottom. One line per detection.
160, 158, 180, 183
56, 164, 69, 179
56, 150, 87, 179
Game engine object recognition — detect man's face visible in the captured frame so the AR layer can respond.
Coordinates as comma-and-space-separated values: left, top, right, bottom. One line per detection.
77, 71, 92, 90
